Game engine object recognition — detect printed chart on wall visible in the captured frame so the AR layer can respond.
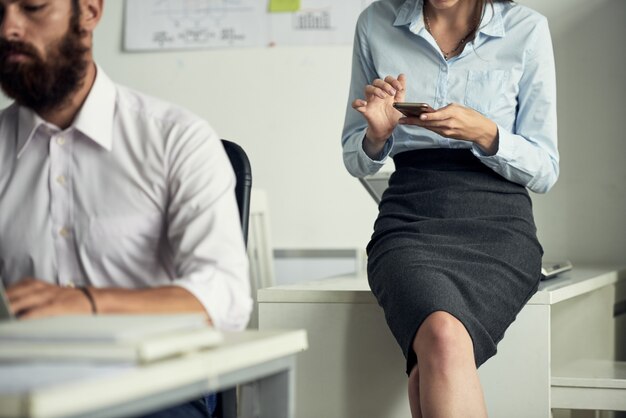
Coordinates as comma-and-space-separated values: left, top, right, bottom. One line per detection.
124, 0, 376, 51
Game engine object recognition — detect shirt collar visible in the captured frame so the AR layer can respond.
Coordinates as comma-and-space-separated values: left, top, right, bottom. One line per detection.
394, 0, 425, 30
16, 64, 117, 157
479, 2, 505, 38
393, 0, 505, 38
72, 65, 116, 151
16, 106, 43, 158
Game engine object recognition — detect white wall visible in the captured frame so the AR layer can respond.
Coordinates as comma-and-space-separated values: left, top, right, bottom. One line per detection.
527, 0, 626, 265
1, 0, 624, 265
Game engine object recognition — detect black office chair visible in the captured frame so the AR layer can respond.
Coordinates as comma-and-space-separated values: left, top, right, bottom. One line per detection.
214, 139, 252, 418
221, 139, 252, 245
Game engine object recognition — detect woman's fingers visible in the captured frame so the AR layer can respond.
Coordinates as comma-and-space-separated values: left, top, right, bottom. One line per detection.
362, 75, 407, 101
383, 75, 405, 95
418, 106, 453, 121
364, 84, 388, 99
351, 99, 368, 113
372, 79, 397, 96
395, 74, 407, 102
352, 99, 367, 108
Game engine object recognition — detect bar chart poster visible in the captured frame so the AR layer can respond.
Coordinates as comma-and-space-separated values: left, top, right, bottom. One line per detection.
268, 0, 376, 47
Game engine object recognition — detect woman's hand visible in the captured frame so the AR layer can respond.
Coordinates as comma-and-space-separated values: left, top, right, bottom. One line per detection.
352, 74, 406, 159
400, 103, 500, 155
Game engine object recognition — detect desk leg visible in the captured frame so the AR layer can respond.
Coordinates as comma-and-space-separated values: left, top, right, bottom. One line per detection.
257, 357, 294, 418
218, 388, 237, 418
237, 357, 295, 418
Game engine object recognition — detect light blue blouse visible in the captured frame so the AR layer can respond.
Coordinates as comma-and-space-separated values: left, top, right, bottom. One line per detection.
342, 0, 558, 193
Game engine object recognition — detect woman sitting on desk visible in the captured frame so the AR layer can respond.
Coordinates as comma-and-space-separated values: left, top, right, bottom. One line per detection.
341, 0, 558, 416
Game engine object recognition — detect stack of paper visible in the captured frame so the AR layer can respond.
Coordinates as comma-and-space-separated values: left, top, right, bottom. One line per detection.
0, 314, 223, 364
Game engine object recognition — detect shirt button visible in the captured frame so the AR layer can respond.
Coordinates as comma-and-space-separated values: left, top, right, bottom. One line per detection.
56, 175, 66, 186
59, 227, 71, 238
56, 136, 66, 145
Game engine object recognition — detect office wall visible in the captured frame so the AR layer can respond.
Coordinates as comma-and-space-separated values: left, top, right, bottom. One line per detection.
1, 0, 624, 265
528, 0, 626, 265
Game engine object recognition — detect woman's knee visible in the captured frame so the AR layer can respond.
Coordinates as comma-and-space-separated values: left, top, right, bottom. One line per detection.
412, 311, 472, 362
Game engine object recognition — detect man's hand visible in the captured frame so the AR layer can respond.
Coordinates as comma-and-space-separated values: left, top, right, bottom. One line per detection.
6, 278, 92, 319
352, 74, 407, 159
400, 103, 500, 155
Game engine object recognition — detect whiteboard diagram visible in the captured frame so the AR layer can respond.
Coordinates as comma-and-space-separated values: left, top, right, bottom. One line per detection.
125, 0, 267, 50
124, 0, 376, 51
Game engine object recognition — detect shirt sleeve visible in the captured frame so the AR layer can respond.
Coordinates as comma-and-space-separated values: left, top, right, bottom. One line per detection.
166, 121, 252, 331
341, 9, 394, 178
472, 17, 559, 194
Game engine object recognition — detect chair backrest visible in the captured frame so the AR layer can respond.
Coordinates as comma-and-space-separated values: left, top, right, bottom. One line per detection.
216, 140, 252, 416
221, 139, 252, 245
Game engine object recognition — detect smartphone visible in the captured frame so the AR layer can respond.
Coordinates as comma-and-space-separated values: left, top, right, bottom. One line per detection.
393, 102, 435, 118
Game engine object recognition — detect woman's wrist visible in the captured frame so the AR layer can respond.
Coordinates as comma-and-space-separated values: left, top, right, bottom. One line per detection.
475, 119, 499, 156
363, 132, 388, 160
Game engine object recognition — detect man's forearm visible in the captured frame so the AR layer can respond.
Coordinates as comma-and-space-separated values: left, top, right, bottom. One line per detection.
7, 278, 212, 322
89, 286, 211, 323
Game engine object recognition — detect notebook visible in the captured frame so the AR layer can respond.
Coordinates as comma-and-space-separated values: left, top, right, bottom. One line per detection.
540, 260, 573, 279
0, 314, 223, 363
359, 172, 573, 280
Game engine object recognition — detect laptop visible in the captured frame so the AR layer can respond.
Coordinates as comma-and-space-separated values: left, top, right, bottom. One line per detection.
359, 172, 573, 280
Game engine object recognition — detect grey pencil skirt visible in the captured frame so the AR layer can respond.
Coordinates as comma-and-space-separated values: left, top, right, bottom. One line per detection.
366, 149, 543, 375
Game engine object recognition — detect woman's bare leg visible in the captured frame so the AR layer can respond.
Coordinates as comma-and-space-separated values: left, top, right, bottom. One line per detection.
408, 364, 423, 418
411, 311, 488, 418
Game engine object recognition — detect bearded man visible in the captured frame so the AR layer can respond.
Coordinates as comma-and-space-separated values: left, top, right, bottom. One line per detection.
0, 1, 251, 416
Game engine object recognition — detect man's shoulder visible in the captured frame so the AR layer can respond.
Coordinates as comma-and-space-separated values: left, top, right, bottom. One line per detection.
113, 83, 209, 132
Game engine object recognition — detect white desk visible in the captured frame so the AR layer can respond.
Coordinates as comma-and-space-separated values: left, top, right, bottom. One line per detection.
0, 330, 308, 418
258, 266, 625, 418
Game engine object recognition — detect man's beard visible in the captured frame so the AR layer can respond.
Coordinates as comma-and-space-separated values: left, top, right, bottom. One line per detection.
0, 17, 89, 114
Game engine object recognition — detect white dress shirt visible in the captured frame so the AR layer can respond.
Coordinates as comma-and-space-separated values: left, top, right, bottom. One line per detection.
342, 0, 558, 193
0, 67, 252, 331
